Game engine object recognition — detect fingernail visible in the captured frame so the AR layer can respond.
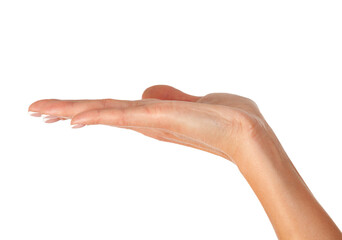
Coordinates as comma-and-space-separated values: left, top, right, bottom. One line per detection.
43, 115, 59, 119
28, 111, 41, 117
44, 118, 60, 123
71, 123, 86, 129
43, 116, 60, 123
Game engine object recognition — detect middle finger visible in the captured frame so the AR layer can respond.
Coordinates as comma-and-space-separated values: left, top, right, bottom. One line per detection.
28, 98, 155, 118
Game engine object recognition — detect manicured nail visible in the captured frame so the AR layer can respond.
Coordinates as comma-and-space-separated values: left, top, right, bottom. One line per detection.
44, 116, 60, 123
43, 115, 59, 119
28, 111, 41, 117
71, 123, 86, 129
44, 118, 60, 123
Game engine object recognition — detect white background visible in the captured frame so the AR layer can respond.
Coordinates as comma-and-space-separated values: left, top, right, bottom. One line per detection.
0, 0, 341, 239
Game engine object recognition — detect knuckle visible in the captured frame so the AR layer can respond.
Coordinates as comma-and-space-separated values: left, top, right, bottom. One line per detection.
144, 102, 167, 115
238, 112, 265, 139
240, 97, 262, 116
197, 93, 216, 103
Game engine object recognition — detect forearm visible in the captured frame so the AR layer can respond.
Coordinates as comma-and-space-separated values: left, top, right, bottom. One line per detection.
233, 123, 341, 239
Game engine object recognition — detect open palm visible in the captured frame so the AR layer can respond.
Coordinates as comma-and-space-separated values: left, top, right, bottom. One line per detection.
28, 85, 265, 163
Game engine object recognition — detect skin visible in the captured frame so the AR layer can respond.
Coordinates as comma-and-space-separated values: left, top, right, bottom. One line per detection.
28, 85, 341, 239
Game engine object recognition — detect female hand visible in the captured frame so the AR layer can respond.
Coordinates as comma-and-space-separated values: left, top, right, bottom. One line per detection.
28, 85, 266, 165
28, 84, 341, 239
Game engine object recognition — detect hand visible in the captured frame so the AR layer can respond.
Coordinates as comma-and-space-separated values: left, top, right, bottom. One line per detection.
28, 85, 341, 239
28, 85, 266, 164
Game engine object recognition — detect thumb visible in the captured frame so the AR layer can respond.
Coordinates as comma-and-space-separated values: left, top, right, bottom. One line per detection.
142, 85, 201, 102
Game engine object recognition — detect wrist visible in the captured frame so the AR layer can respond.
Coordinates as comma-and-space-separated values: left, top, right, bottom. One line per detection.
228, 115, 290, 169
227, 118, 342, 239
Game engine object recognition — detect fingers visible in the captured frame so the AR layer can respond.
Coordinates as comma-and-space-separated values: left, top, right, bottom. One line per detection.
70, 101, 234, 153
142, 85, 201, 102
28, 85, 199, 119
70, 103, 169, 127
28, 98, 145, 119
